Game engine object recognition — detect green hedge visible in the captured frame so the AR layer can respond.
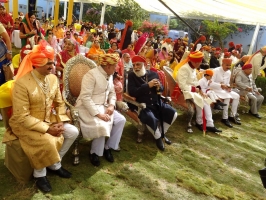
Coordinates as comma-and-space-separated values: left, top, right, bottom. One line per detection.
255, 76, 266, 104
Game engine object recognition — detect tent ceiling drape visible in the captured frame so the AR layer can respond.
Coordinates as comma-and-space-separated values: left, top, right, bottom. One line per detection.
48, 0, 266, 25
132, 0, 266, 26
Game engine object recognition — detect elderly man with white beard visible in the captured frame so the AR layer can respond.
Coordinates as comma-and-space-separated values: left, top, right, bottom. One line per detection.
127, 55, 177, 151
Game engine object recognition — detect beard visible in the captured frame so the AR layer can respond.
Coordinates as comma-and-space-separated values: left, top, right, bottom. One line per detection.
133, 65, 146, 77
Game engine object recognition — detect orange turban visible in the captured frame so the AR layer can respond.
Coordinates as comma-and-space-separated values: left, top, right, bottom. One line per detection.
203, 46, 211, 51
222, 58, 232, 65
16, 40, 54, 80
241, 55, 250, 62
205, 69, 213, 76
188, 51, 204, 63
165, 38, 172, 43
98, 54, 120, 66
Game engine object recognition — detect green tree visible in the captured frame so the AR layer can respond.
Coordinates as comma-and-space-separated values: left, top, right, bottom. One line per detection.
169, 18, 178, 29
202, 20, 237, 48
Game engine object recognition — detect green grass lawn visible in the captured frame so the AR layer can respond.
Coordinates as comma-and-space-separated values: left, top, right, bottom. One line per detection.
1, 105, 266, 200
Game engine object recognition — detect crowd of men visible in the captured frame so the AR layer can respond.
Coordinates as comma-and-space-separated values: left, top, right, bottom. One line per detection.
0, 6, 264, 193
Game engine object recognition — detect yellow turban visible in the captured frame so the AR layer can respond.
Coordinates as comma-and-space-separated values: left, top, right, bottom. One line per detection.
261, 46, 266, 53
98, 54, 120, 66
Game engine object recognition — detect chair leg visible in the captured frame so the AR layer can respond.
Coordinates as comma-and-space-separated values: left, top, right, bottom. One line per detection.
137, 123, 146, 143
72, 136, 80, 165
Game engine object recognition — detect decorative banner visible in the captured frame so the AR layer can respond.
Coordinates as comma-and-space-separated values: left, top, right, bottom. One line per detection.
28, 0, 37, 14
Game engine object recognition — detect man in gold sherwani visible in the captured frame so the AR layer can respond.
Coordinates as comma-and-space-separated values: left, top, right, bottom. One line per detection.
6, 41, 78, 192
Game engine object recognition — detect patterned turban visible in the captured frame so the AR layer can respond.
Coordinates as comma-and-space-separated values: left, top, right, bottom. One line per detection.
261, 46, 266, 53
222, 58, 232, 65
205, 69, 213, 76
16, 40, 55, 80
188, 51, 204, 63
242, 63, 252, 70
98, 54, 120, 66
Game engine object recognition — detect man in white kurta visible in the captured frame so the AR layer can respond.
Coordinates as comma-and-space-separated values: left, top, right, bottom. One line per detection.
76, 54, 126, 167
211, 58, 241, 128
249, 46, 266, 81
175, 51, 221, 133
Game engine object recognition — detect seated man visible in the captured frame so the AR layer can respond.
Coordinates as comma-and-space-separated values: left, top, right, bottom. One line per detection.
75, 54, 126, 167
211, 58, 241, 127
5, 41, 79, 192
235, 63, 264, 118
128, 55, 177, 151
175, 51, 222, 133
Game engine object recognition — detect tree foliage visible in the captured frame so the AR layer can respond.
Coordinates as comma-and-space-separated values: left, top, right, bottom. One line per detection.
202, 20, 237, 48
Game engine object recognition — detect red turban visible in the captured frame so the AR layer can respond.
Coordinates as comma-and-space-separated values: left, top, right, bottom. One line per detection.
236, 44, 241, 49
229, 41, 235, 47
215, 51, 221, 55
132, 55, 146, 64
149, 32, 154, 38
242, 64, 252, 70
222, 58, 232, 65
224, 52, 231, 58
223, 48, 228, 53
125, 20, 133, 27
216, 47, 221, 51
188, 51, 204, 63
205, 69, 213, 76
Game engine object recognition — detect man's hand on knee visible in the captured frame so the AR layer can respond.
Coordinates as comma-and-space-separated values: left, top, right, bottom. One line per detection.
47, 123, 65, 137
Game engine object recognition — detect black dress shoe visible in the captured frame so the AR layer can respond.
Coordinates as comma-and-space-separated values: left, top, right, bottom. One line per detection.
155, 138, 165, 151
104, 149, 114, 163
213, 104, 223, 110
228, 116, 241, 125
221, 119, 233, 128
195, 123, 203, 131
35, 176, 52, 193
90, 153, 100, 166
49, 167, 72, 178
164, 136, 172, 145
217, 100, 227, 106
206, 126, 222, 133
252, 113, 262, 119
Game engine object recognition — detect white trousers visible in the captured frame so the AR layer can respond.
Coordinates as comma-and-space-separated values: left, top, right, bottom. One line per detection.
207, 90, 219, 102
195, 102, 214, 127
90, 110, 126, 156
147, 112, 178, 139
33, 123, 79, 178
222, 91, 240, 119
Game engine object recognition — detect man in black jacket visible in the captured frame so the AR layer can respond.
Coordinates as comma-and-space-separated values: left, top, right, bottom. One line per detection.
210, 51, 221, 68
128, 56, 177, 151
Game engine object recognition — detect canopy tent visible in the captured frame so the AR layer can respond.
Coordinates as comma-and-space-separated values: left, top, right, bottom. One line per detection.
133, 0, 266, 26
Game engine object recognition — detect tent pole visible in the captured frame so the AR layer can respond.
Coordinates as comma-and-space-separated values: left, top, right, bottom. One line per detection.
158, 0, 199, 36
79, 2, 83, 23
248, 23, 260, 55
100, 3, 106, 25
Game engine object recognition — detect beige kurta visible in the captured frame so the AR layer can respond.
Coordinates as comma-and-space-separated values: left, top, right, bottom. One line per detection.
3, 70, 69, 169
75, 66, 116, 140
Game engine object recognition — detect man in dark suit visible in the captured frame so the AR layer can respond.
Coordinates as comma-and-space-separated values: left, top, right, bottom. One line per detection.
210, 51, 221, 68
127, 55, 177, 151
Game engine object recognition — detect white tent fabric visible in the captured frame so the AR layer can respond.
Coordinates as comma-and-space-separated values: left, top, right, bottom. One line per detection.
133, 0, 266, 26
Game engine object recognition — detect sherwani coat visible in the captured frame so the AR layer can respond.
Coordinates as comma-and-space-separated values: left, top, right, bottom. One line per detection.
75, 66, 116, 140
5, 70, 69, 169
